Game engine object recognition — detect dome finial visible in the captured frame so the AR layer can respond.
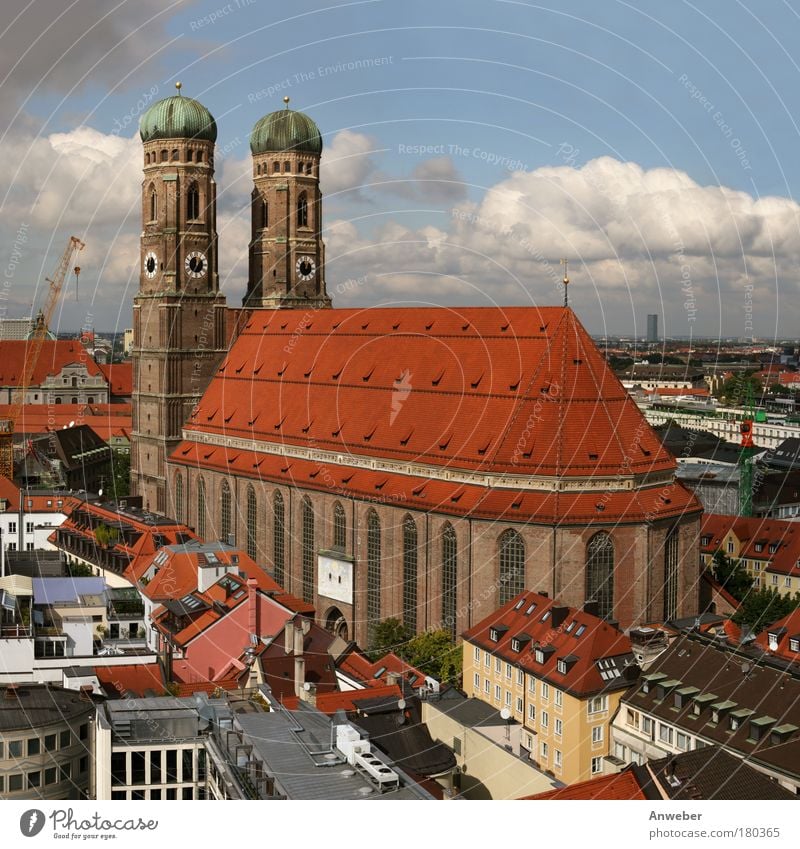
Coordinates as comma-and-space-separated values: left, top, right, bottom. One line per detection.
175, 81, 182, 95
283, 95, 290, 109
561, 258, 570, 307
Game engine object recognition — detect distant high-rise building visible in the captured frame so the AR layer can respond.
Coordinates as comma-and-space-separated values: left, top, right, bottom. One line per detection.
647, 314, 658, 343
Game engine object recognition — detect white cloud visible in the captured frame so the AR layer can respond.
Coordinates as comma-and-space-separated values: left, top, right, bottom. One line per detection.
320, 129, 380, 197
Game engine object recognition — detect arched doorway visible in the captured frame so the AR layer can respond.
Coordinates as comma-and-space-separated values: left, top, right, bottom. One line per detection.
324, 607, 349, 641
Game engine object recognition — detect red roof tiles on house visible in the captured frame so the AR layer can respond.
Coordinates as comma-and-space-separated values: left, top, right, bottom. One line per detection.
523, 770, 647, 800
98, 363, 132, 397
0, 340, 104, 385
463, 590, 634, 697
753, 609, 800, 662
94, 663, 166, 698
701, 513, 800, 577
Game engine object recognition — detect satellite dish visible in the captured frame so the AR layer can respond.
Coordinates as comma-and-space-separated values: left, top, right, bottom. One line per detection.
397, 699, 406, 711
68, 421, 75, 428
98, 489, 103, 497
303, 682, 311, 691
741, 661, 751, 675
500, 708, 511, 721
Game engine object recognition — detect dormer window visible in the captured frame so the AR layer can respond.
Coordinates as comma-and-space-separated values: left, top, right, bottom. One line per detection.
730, 716, 739, 731
511, 638, 521, 652
535, 649, 544, 664
701, 535, 711, 546
692, 702, 701, 716
557, 659, 566, 674
755, 542, 764, 553
711, 709, 719, 724
790, 638, 800, 653
769, 543, 779, 553
490, 628, 499, 642
642, 680, 650, 694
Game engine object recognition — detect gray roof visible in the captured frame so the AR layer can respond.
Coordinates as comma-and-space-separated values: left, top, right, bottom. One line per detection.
0, 684, 94, 732
235, 706, 431, 800
33, 576, 106, 605
431, 689, 506, 728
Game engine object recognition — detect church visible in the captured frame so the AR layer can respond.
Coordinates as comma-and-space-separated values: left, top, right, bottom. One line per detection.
130, 85, 702, 647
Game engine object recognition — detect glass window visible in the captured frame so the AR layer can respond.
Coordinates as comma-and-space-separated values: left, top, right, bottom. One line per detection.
303, 497, 316, 605
366, 508, 381, 643
505, 663, 512, 679
272, 491, 285, 585
554, 689, 563, 707
528, 676, 535, 695
28, 771, 41, 789
541, 682, 550, 700
403, 515, 418, 632
60, 730, 71, 749
554, 749, 562, 768
498, 529, 525, 605
111, 752, 127, 786
592, 726, 604, 744
441, 523, 458, 639
586, 532, 615, 619
494, 684, 501, 702
554, 718, 563, 737
28, 738, 40, 756
541, 710, 549, 729
166, 749, 178, 783
474, 673, 480, 689
474, 646, 481, 662
150, 750, 161, 784
528, 703, 535, 722
591, 756, 603, 774
130, 751, 145, 784
541, 741, 549, 760
9, 740, 22, 758
182, 749, 194, 782
79, 724, 88, 741
9, 774, 23, 792
45, 767, 57, 785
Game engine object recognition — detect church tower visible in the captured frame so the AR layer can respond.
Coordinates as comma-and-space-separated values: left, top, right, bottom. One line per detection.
245, 97, 331, 308
131, 83, 227, 514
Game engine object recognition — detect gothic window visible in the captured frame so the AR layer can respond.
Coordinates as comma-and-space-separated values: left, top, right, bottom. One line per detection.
367, 509, 381, 644
442, 523, 458, 639
273, 491, 285, 585
333, 502, 346, 551
256, 164, 261, 176
498, 529, 525, 605
297, 192, 308, 227
246, 485, 257, 560
261, 199, 268, 229
306, 162, 313, 175
402, 515, 417, 633
197, 477, 206, 539
586, 532, 615, 619
175, 473, 183, 523
302, 497, 314, 603
221, 479, 232, 544
663, 526, 679, 621
187, 183, 200, 220
149, 186, 157, 221
145, 153, 150, 165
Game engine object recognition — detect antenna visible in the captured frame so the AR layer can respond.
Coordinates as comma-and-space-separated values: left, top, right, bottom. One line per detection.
560, 258, 570, 307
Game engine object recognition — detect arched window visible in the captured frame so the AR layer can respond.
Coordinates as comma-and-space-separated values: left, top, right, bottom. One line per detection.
283, 161, 290, 172
221, 479, 232, 543
273, 161, 280, 173
246, 485, 257, 560
175, 473, 183, 523
302, 497, 315, 603
663, 526, 679, 621
261, 199, 268, 229
197, 477, 206, 539
55, 397, 62, 405
256, 164, 261, 176
273, 491, 285, 586
367, 509, 381, 644
297, 192, 308, 227
171, 149, 178, 161
149, 186, 157, 221
402, 515, 417, 633
196, 150, 203, 163
442, 523, 458, 639
145, 152, 150, 165
333, 502, 346, 551
187, 183, 199, 220
498, 529, 525, 605
586, 532, 615, 619
161, 149, 168, 162
185, 149, 192, 162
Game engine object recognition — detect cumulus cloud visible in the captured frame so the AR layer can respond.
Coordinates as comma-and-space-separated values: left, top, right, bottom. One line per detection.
320, 129, 380, 197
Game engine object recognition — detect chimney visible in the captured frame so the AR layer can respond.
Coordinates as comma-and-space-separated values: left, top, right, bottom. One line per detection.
583, 600, 599, 617
386, 671, 402, 687
284, 620, 294, 655
294, 656, 306, 698
79, 684, 94, 701
538, 590, 549, 598
300, 617, 311, 636
247, 578, 258, 639
550, 606, 569, 629
300, 681, 317, 706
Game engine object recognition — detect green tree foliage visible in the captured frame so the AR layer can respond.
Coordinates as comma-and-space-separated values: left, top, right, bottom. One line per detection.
710, 550, 753, 601
368, 618, 412, 660
403, 629, 463, 686
718, 372, 762, 404
733, 587, 800, 631
110, 449, 131, 498
94, 523, 119, 548
67, 561, 94, 577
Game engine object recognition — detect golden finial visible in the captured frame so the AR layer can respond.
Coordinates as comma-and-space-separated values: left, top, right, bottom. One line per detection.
175, 81, 182, 95
283, 95, 290, 108
561, 258, 569, 307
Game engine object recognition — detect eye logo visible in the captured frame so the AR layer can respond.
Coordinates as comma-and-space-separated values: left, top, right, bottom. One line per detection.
20, 809, 46, 837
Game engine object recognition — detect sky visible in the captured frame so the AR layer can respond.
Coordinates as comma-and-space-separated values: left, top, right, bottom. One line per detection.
2, 0, 800, 339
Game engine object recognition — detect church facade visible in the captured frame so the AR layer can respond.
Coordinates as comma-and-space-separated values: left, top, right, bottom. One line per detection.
131, 87, 702, 647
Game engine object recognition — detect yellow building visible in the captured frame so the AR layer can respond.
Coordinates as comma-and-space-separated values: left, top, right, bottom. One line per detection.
700, 514, 800, 595
462, 591, 635, 785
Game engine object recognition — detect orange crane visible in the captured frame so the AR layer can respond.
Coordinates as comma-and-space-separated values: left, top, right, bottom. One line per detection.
0, 236, 85, 480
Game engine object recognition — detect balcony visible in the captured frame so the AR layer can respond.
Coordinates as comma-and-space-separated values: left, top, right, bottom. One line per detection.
0, 624, 33, 639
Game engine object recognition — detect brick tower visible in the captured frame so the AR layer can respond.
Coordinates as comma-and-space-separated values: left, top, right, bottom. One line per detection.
131, 83, 227, 513
245, 97, 331, 308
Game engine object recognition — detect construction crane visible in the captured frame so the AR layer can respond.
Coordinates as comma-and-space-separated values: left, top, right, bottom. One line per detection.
0, 236, 85, 480
738, 379, 764, 516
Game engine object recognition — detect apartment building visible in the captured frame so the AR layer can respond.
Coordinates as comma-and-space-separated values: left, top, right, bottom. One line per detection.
462, 591, 636, 784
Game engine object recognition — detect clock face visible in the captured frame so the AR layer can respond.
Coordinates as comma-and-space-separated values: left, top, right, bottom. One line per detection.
296, 255, 316, 281
185, 250, 207, 278
144, 251, 158, 279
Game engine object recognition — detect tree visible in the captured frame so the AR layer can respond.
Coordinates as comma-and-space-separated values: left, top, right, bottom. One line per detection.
402, 629, 463, 686
718, 372, 762, 404
733, 587, 800, 631
110, 449, 131, 499
710, 550, 753, 601
368, 618, 412, 660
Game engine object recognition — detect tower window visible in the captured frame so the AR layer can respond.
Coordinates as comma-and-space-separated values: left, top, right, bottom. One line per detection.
306, 162, 313, 175
256, 164, 261, 176
161, 149, 168, 162
187, 183, 200, 220
185, 149, 192, 162
149, 187, 157, 221
284, 161, 290, 172
273, 161, 279, 173
145, 153, 150, 165
261, 200, 268, 229
171, 149, 178, 161
297, 192, 308, 227
196, 151, 203, 163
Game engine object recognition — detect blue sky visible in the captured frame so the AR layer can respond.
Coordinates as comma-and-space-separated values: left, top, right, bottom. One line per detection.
3, 0, 800, 338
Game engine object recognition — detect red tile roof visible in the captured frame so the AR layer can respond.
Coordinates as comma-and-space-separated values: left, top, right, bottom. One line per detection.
700, 513, 800, 577
523, 770, 647, 800
753, 609, 800, 662
0, 477, 66, 512
463, 590, 634, 697
0, 403, 131, 443
98, 363, 132, 396
338, 649, 428, 689
282, 684, 403, 713
94, 663, 166, 698
177, 307, 683, 482
0, 340, 104, 385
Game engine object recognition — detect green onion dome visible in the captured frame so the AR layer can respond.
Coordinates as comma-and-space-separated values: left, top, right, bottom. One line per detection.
250, 100, 322, 155
139, 84, 217, 143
